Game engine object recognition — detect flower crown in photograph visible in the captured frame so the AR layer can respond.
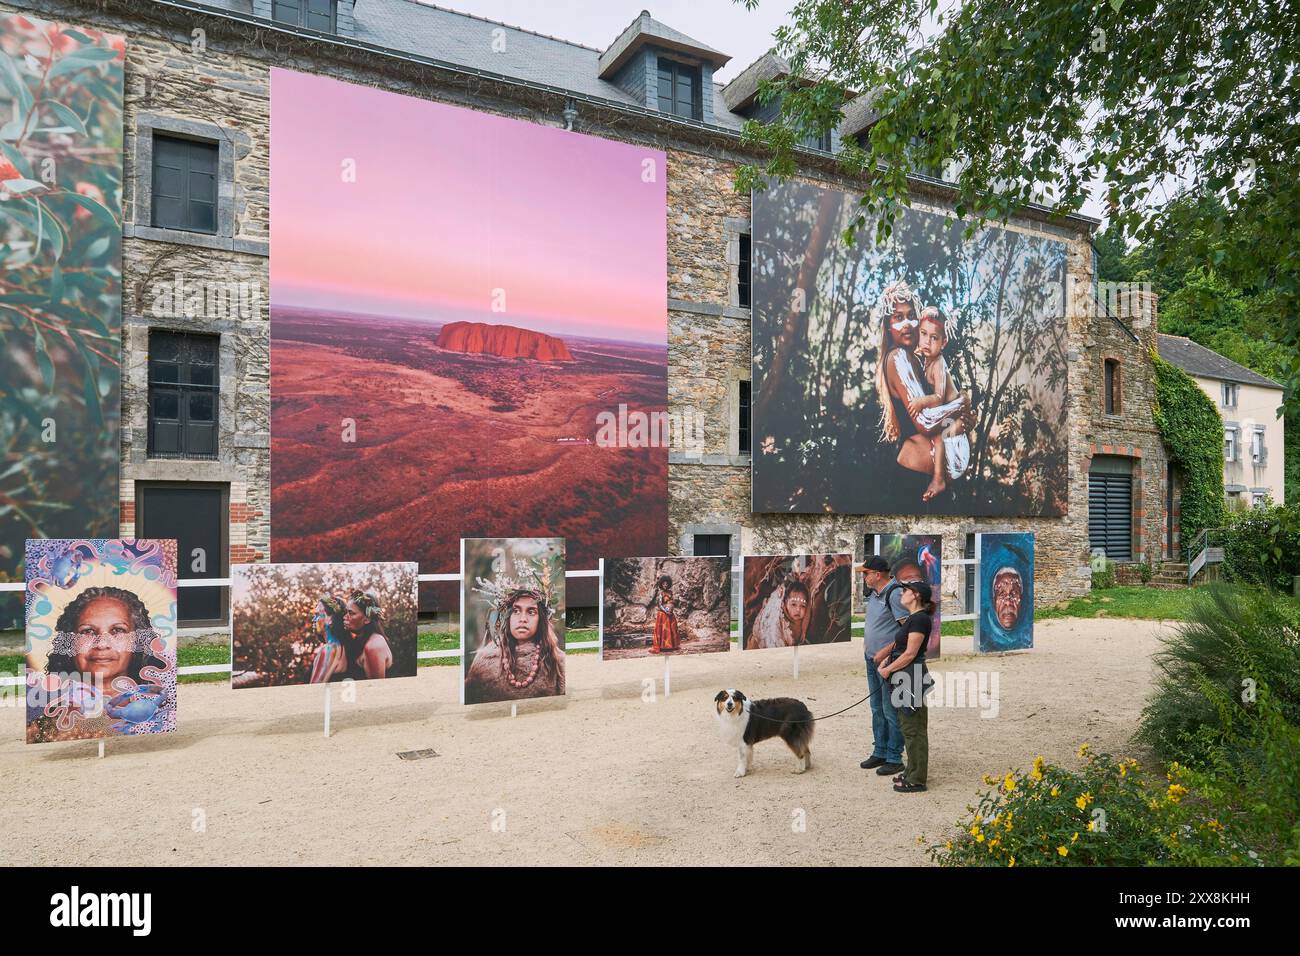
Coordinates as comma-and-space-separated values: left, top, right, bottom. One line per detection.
473, 556, 559, 616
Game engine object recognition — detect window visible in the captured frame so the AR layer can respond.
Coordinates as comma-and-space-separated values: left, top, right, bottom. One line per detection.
1251, 427, 1266, 464
1224, 426, 1237, 462
800, 129, 833, 152
148, 331, 219, 459
272, 0, 337, 31
737, 232, 751, 308
1222, 382, 1238, 408
693, 534, 730, 557
657, 59, 701, 119
151, 134, 218, 234
1103, 358, 1120, 414
1252, 492, 1267, 508
738, 380, 751, 454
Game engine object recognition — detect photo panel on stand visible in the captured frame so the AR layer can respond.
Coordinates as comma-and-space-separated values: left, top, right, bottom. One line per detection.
24, 539, 177, 744
976, 533, 1035, 652
741, 553, 852, 650
601, 556, 731, 659
869, 533, 942, 658
462, 537, 566, 704
230, 561, 419, 688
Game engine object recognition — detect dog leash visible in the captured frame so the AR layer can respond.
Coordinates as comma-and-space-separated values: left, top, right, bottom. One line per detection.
746, 685, 879, 724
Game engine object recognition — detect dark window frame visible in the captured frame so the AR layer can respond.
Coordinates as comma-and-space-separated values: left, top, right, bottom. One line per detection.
1103, 357, 1121, 415
272, 0, 338, 32
738, 379, 752, 455
693, 533, 731, 558
738, 232, 751, 309
148, 330, 220, 460
657, 57, 703, 120
134, 481, 230, 628
151, 133, 219, 235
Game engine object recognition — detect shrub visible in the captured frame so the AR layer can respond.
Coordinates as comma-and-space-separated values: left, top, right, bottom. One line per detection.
1136, 585, 1300, 766
1221, 502, 1300, 592
1091, 559, 1117, 590
926, 747, 1257, 866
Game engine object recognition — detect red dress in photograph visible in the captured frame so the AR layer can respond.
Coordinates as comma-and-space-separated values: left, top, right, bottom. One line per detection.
651, 594, 680, 653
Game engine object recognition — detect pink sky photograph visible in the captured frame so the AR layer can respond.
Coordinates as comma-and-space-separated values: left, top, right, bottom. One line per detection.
270, 68, 667, 344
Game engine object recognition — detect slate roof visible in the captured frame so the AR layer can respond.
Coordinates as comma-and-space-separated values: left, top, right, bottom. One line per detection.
1156, 334, 1282, 389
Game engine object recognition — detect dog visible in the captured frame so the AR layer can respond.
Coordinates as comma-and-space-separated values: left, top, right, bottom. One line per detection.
714, 689, 814, 778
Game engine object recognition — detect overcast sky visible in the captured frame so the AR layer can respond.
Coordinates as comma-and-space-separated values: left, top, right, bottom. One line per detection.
417, 1, 1107, 222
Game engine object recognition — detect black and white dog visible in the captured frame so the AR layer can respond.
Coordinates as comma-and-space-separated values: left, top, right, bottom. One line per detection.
714, 689, 814, 778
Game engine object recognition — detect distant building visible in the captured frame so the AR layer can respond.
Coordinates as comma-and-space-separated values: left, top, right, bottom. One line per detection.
1157, 334, 1286, 507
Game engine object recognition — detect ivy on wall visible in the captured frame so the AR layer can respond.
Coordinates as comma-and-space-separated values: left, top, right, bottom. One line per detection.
1152, 351, 1225, 551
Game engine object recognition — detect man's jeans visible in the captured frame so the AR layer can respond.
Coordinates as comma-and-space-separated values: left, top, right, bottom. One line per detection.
866, 657, 904, 763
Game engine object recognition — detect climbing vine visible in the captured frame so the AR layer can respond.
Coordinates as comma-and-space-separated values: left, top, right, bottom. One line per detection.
1151, 351, 1225, 552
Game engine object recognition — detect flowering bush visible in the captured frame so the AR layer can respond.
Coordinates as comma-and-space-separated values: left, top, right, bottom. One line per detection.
927, 745, 1264, 867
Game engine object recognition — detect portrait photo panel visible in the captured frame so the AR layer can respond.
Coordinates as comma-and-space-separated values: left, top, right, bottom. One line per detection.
870, 533, 943, 659
741, 553, 852, 650
977, 533, 1035, 652
462, 537, 566, 705
601, 555, 731, 660
230, 561, 419, 688
752, 179, 1068, 517
24, 539, 177, 744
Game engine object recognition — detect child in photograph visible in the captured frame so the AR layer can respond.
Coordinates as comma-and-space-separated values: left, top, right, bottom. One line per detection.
908, 306, 971, 501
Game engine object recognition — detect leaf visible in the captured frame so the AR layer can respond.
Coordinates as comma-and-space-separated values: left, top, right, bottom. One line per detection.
0, 142, 32, 179
2, 178, 45, 194
32, 324, 54, 391
0, 51, 33, 116
63, 190, 119, 228
48, 46, 120, 79
41, 101, 86, 137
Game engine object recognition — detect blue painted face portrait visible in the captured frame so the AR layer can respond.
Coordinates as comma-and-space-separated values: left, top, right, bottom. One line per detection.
978, 534, 1034, 651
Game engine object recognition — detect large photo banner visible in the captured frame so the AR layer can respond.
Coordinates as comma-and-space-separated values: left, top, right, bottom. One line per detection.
462, 537, 566, 705
230, 561, 419, 688
0, 15, 125, 627
751, 180, 1068, 516
741, 553, 852, 650
269, 70, 668, 602
25, 539, 177, 744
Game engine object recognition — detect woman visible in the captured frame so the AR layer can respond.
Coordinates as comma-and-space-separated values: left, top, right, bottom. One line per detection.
649, 575, 680, 654
335, 590, 392, 681
877, 580, 935, 793
464, 587, 566, 703
307, 595, 348, 684
872, 280, 970, 491
32, 586, 170, 740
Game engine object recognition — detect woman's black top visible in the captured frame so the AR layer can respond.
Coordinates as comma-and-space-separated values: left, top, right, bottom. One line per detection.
888, 610, 933, 709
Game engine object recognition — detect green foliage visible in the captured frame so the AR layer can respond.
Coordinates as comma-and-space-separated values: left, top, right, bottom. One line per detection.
1137, 585, 1300, 767
737, 0, 1300, 416
1151, 353, 1224, 549
1221, 503, 1300, 592
927, 749, 1256, 867
1090, 559, 1116, 590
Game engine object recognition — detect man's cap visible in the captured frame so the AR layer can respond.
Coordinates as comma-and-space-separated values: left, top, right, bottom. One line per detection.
861, 555, 891, 573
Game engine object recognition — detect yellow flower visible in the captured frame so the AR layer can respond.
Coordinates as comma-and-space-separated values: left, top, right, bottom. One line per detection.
1003, 773, 1017, 792
1087, 820, 1096, 832
970, 825, 981, 838
983, 774, 997, 786
1077, 743, 1091, 758
1071, 832, 1079, 844
1206, 820, 1222, 833
1050, 786, 1060, 798
1166, 783, 1188, 803
1075, 792, 1093, 811
989, 837, 1000, 849
945, 841, 954, 851
975, 831, 985, 844
1008, 856, 1016, 867
1030, 755, 1045, 782
1057, 846, 1069, 857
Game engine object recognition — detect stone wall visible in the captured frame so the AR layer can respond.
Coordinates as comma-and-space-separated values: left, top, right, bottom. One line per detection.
3, 0, 1170, 614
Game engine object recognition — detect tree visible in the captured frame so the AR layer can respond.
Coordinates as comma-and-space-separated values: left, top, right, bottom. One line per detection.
736, 0, 1299, 413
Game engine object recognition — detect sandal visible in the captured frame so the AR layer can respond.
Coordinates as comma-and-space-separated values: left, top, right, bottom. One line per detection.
894, 781, 927, 793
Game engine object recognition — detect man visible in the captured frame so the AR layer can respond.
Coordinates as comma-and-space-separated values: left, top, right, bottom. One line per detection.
860, 555, 907, 776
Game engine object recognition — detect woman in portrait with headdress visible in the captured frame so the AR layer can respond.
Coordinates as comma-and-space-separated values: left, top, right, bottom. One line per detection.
335, 589, 392, 681
649, 574, 681, 654
464, 568, 566, 704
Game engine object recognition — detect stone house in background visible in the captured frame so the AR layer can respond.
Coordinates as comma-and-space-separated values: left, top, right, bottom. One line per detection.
4, 0, 1179, 624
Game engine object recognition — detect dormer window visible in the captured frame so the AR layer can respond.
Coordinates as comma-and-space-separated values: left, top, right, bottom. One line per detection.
657, 59, 702, 120
273, 0, 336, 32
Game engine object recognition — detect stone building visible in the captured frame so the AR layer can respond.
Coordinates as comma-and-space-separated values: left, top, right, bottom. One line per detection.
3, 0, 1176, 623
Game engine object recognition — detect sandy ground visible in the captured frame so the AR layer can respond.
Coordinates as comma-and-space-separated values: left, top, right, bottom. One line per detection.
2, 617, 1172, 866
